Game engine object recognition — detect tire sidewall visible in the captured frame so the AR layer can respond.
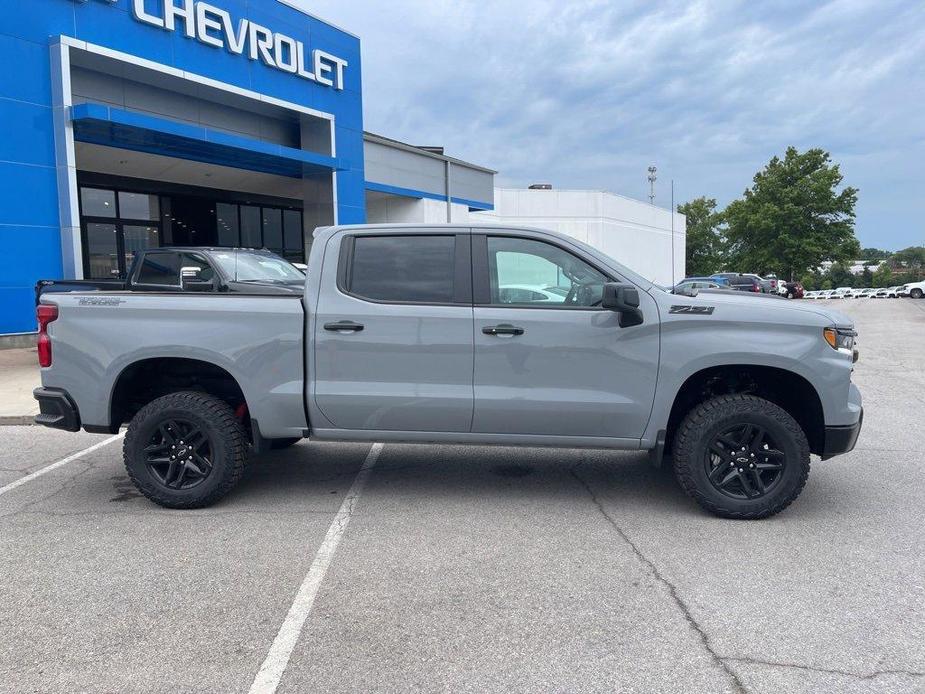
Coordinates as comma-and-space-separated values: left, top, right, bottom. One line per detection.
674, 397, 810, 518
125, 397, 238, 506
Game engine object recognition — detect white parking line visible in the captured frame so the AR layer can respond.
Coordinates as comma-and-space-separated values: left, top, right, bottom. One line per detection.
248, 442, 383, 694
0, 433, 124, 499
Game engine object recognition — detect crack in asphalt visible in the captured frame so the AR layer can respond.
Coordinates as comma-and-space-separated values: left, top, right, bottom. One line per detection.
570, 462, 748, 694
722, 655, 925, 681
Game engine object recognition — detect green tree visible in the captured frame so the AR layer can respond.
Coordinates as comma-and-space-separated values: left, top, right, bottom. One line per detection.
860, 264, 874, 287
724, 147, 860, 281
889, 247, 925, 282
827, 262, 855, 288
872, 263, 893, 288
678, 196, 725, 277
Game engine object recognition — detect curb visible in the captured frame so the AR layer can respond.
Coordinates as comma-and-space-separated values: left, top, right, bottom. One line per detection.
0, 416, 35, 426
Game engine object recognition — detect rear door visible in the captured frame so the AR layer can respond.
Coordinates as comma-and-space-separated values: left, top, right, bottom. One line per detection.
470, 231, 659, 440
312, 230, 474, 432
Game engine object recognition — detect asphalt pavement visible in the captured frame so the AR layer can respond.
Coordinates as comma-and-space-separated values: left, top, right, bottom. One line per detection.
0, 298, 923, 693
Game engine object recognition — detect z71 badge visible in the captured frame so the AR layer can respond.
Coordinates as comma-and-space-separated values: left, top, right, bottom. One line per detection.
669, 305, 715, 315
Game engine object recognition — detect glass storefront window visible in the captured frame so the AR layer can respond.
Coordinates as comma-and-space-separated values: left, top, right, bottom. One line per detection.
216, 203, 240, 247
123, 225, 160, 270
262, 208, 283, 252
241, 206, 261, 247
81, 188, 116, 218
85, 223, 120, 278
283, 210, 303, 261
118, 192, 160, 220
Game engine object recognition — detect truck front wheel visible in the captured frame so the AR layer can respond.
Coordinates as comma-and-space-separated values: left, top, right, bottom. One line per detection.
123, 391, 248, 509
672, 394, 810, 519
911, 288, 923, 299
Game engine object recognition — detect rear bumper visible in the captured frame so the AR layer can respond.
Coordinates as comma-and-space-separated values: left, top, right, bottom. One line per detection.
33, 387, 81, 432
821, 408, 863, 460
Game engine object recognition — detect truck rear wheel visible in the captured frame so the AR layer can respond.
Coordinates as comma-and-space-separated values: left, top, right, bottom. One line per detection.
123, 391, 248, 509
672, 394, 810, 519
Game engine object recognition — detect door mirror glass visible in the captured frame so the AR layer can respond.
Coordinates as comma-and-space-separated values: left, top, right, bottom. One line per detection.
601, 283, 644, 327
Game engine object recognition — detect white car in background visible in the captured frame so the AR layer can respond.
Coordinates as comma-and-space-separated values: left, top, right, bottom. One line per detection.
497, 285, 568, 304
899, 281, 925, 299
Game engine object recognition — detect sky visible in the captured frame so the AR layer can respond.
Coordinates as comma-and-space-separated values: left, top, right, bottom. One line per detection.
294, 0, 924, 251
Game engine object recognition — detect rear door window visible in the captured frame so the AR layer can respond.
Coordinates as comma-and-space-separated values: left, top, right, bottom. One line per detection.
344, 235, 464, 304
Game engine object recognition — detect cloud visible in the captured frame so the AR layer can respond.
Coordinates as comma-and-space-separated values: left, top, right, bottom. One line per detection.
295, 0, 925, 249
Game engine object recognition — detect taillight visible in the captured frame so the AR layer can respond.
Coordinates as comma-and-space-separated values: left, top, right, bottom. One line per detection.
37, 304, 58, 367
752, 284, 759, 292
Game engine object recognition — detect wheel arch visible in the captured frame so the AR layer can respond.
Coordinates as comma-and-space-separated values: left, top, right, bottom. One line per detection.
665, 364, 826, 455
108, 357, 249, 434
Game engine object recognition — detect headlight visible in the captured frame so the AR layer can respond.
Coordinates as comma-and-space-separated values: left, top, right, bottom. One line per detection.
824, 327, 857, 360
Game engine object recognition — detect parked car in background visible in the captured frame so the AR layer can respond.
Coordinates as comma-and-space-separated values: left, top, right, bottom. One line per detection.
711, 273, 763, 293
887, 286, 902, 298
856, 288, 876, 298
779, 281, 804, 299
684, 276, 730, 287
673, 279, 723, 294
872, 288, 890, 298
36, 248, 306, 302
899, 281, 925, 299
498, 285, 569, 304
742, 274, 773, 292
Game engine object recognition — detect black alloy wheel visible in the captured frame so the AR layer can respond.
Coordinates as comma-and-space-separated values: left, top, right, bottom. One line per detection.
143, 417, 214, 491
124, 391, 248, 509
672, 394, 810, 519
705, 423, 785, 500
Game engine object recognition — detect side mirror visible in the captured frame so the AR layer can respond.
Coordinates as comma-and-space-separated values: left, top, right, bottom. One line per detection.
601, 282, 644, 327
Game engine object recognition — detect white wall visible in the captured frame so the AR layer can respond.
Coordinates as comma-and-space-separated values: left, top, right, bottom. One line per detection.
365, 194, 472, 224
473, 188, 686, 286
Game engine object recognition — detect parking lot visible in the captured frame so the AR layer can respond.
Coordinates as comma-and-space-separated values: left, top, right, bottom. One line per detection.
1, 298, 923, 694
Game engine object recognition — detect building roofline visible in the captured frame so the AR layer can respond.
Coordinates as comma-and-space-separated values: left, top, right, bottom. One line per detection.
493, 186, 682, 213
275, 0, 361, 40
363, 132, 497, 174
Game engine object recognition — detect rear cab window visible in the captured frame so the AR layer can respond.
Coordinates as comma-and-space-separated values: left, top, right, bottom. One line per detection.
340, 234, 471, 304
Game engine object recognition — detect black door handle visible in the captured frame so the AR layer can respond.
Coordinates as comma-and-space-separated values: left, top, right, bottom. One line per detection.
482, 324, 525, 336
324, 320, 364, 332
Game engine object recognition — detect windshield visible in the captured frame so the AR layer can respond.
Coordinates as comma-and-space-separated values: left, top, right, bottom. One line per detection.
211, 250, 305, 283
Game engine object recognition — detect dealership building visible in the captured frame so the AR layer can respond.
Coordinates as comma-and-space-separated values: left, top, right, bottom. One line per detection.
0, 0, 683, 339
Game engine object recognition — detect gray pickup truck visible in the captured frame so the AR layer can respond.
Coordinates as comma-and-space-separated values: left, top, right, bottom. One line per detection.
34, 224, 863, 519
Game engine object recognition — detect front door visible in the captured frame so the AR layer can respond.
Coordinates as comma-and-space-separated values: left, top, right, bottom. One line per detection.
312, 231, 474, 432
471, 232, 659, 440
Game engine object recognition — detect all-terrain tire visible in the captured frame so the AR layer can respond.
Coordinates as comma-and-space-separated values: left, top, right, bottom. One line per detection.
911, 288, 923, 299
124, 391, 248, 509
672, 394, 810, 519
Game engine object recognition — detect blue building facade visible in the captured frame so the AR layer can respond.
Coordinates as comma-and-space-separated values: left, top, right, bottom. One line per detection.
0, 0, 368, 335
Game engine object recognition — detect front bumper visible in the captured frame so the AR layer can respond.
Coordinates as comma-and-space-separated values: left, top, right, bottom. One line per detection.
33, 387, 81, 432
821, 408, 863, 460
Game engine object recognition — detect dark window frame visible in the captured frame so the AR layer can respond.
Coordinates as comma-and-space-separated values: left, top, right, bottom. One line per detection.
471, 233, 616, 311
337, 233, 473, 306
79, 185, 165, 279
